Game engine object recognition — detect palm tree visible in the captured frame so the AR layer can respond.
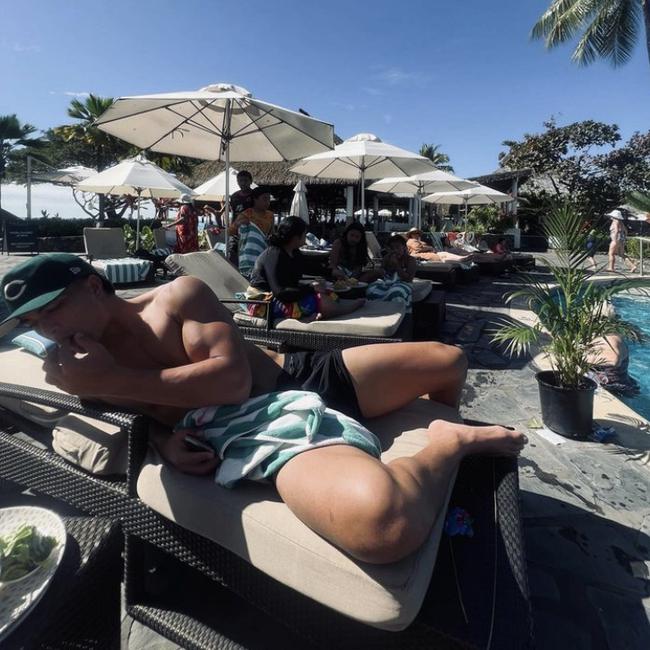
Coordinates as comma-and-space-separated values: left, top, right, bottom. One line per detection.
0, 114, 41, 211
532, 0, 650, 67
56, 94, 129, 172
419, 143, 454, 172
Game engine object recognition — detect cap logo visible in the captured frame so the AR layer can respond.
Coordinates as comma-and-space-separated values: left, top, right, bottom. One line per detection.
69, 266, 82, 275
3, 279, 28, 303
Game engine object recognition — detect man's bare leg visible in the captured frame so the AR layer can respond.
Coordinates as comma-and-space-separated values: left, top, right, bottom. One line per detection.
276, 420, 525, 564
342, 341, 467, 415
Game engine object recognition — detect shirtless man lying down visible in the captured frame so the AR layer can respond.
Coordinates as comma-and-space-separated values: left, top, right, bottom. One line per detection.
0, 254, 525, 564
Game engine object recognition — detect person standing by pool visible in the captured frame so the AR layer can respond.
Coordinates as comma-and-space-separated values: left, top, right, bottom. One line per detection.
164, 193, 199, 253
607, 209, 637, 273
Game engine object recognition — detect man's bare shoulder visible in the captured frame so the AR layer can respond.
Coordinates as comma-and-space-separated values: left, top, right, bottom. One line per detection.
154, 276, 234, 323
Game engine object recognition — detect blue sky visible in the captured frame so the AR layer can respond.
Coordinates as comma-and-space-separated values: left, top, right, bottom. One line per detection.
1, 0, 648, 180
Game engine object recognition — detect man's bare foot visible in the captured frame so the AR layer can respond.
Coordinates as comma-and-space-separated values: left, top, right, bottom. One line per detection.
427, 420, 526, 456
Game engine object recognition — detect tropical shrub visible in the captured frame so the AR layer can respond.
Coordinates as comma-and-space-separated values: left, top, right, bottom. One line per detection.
493, 202, 649, 388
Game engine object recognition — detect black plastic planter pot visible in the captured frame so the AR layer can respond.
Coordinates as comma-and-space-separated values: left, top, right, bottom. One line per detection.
536, 371, 597, 439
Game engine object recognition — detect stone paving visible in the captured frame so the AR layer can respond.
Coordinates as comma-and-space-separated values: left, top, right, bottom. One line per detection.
1, 251, 649, 649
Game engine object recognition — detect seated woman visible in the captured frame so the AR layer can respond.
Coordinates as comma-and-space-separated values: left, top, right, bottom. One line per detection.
249, 216, 365, 322
383, 234, 417, 282
228, 186, 274, 238
329, 222, 383, 282
586, 334, 639, 396
364, 234, 415, 309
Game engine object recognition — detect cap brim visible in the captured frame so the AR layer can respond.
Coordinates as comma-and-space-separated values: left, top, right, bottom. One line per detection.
0, 287, 66, 338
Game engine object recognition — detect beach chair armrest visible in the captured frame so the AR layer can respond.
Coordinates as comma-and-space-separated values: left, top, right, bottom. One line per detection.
0, 381, 149, 496
219, 298, 274, 330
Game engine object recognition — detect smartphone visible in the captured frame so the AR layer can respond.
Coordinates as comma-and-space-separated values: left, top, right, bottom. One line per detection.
183, 435, 214, 453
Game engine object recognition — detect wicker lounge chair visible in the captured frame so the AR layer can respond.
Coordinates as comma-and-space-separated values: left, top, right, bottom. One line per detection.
83, 227, 155, 285
0, 346, 532, 649
165, 251, 412, 350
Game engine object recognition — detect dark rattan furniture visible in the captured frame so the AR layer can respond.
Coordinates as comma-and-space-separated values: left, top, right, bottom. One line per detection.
0, 489, 122, 649
0, 384, 533, 649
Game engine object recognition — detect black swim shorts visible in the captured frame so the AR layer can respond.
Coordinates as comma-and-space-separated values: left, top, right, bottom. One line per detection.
276, 349, 363, 420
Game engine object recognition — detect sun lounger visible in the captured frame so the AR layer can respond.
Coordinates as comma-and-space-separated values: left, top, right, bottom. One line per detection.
0, 346, 532, 649
83, 227, 154, 284
165, 251, 411, 350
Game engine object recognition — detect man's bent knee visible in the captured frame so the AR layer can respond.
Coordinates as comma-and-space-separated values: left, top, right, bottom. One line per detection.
337, 479, 430, 564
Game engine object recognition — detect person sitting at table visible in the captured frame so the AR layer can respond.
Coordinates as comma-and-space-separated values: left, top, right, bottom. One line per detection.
383, 234, 417, 282
249, 216, 365, 322
228, 186, 274, 239
329, 222, 383, 282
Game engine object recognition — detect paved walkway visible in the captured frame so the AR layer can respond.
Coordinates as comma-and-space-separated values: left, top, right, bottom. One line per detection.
1, 251, 649, 649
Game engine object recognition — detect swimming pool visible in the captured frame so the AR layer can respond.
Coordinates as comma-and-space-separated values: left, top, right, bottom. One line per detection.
612, 295, 650, 421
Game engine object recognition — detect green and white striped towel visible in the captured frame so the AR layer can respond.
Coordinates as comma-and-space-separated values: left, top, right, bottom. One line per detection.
176, 390, 381, 488
366, 273, 412, 313
238, 222, 268, 278
95, 258, 152, 284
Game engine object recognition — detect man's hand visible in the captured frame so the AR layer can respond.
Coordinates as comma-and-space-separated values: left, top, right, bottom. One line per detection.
43, 333, 119, 397
157, 428, 220, 476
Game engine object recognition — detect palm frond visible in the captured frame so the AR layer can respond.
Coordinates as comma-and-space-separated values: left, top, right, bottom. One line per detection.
572, 0, 640, 66
626, 191, 650, 213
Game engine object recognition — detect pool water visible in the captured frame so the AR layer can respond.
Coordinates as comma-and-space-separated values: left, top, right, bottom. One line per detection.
612, 295, 650, 421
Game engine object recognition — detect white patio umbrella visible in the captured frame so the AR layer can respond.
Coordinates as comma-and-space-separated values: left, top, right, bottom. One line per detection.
423, 185, 514, 232
94, 83, 335, 250
290, 180, 309, 223
34, 165, 96, 185
193, 167, 257, 202
77, 154, 194, 249
290, 133, 434, 222
368, 170, 478, 228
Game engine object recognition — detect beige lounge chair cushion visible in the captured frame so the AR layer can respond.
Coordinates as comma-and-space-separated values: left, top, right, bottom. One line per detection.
0, 348, 127, 475
274, 300, 404, 336
166, 251, 249, 299
167, 251, 406, 337
137, 398, 460, 631
83, 227, 128, 259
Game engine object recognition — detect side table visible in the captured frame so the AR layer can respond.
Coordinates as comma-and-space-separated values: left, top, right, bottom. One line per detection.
0, 490, 122, 649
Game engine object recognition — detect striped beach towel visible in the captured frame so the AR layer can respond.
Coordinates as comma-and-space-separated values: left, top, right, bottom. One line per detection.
366, 273, 413, 313
238, 222, 268, 278
92, 258, 152, 284
176, 390, 381, 488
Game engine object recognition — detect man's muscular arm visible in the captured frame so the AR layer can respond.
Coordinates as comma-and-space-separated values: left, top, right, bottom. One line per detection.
45, 277, 252, 408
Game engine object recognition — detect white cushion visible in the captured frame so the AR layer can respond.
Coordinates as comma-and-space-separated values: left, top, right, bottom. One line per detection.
274, 300, 405, 337
137, 398, 460, 630
0, 348, 127, 474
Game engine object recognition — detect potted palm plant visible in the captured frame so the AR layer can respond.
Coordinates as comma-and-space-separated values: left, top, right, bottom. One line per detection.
493, 202, 648, 439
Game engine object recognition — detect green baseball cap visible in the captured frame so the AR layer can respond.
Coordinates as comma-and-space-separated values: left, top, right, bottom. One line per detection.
0, 254, 108, 338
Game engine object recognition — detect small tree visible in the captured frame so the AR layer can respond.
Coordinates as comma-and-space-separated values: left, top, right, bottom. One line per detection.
493, 201, 648, 388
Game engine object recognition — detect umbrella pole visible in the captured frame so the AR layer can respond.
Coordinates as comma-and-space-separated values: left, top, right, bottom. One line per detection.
223, 98, 232, 254
135, 190, 142, 250
360, 167, 365, 224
